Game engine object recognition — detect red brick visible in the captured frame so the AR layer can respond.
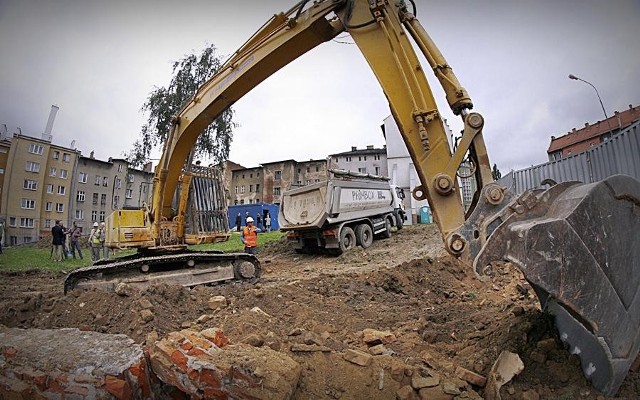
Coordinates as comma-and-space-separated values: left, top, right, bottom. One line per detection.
203, 387, 229, 399
128, 361, 152, 399
199, 368, 222, 389
201, 328, 230, 348
188, 368, 199, 380
104, 375, 133, 400
187, 347, 207, 357
180, 341, 193, 351
170, 350, 189, 372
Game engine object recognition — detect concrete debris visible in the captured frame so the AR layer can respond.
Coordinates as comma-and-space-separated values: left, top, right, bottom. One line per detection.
484, 351, 525, 400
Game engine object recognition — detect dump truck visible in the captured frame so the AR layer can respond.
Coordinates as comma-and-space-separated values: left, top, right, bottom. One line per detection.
64, 0, 640, 394
279, 169, 406, 254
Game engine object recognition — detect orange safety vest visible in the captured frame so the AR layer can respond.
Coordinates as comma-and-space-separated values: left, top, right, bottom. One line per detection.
243, 226, 258, 247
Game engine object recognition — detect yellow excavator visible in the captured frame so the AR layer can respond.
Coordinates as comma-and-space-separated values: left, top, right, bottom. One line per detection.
64, 0, 640, 395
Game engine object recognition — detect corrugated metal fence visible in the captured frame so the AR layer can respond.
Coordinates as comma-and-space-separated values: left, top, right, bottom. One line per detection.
498, 121, 640, 195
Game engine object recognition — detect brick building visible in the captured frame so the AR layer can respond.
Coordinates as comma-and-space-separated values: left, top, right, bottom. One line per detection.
548, 104, 640, 161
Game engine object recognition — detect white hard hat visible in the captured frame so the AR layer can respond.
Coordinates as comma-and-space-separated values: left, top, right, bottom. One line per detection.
93, 222, 99, 227
246, 217, 254, 223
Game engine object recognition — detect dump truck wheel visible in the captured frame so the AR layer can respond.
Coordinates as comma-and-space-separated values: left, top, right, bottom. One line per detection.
339, 227, 356, 253
355, 224, 373, 248
395, 211, 404, 230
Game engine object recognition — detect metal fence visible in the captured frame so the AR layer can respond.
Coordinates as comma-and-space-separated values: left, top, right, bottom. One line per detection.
498, 121, 640, 195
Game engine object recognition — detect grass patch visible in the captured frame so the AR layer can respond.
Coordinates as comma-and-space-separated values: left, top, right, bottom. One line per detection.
0, 231, 286, 272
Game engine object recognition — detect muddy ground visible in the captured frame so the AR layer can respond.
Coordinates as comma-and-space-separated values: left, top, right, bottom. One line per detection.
0, 223, 638, 399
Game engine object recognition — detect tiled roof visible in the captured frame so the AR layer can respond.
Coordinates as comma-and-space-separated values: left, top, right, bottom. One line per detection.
548, 105, 640, 153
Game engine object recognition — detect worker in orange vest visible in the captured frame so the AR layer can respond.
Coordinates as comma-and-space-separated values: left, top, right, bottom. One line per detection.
241, 216, 258, 255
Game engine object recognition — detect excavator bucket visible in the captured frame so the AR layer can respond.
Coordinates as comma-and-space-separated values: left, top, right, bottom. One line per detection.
475, 174, 640, 396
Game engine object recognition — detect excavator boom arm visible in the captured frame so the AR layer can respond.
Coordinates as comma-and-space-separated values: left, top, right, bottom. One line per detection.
148, 0, 640, 395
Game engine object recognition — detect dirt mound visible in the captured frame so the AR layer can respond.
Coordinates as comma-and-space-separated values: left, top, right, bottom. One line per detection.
0, 224, 638, 399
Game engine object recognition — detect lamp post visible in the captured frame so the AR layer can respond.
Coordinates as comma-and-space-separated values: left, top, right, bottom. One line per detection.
568, 74, 609, 120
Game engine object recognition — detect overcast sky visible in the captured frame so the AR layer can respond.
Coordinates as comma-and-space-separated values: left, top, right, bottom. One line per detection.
1, 0, 639, 173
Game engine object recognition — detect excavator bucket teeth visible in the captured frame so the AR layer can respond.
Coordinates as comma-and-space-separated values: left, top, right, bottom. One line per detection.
475, 175, 640, 396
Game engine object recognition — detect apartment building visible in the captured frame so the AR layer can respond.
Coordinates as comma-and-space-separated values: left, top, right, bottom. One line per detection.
293, 159, 327, 187
72, 154, 153, 229
329, 145, 388, 177
0, 135, 10, 214
260, 160, 297, 205
1, 134, 80, 244
230, 166, 262, 205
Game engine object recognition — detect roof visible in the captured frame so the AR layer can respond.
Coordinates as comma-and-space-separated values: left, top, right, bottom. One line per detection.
548, 104, 640, 153
330, 147, 387, 157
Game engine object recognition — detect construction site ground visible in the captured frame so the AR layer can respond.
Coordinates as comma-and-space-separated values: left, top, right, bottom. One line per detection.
0, 223, 638, 399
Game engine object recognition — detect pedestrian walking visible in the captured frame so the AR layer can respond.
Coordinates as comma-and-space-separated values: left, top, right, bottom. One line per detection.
89, 222, 102, 262
51, 220, 66, 262
265, 212, 271, 233
0, 219, 4, 254
241, 216, 258, 255
235, 212, 242, 232
68, 222, 83, 259
256, 213, 262, 230
100, 222, 108, 259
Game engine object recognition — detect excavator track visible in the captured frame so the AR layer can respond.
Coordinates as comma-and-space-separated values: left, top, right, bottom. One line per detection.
64, 251, 261, 294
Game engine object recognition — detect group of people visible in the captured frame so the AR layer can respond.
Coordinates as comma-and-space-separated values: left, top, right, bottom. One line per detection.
235, 211, 271, 255
51, 220, 108, 262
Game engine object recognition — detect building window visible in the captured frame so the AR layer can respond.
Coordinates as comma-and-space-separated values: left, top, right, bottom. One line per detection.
91, 210, 98, 221
28, 143, 44, 155
102, 177, 109, 187
0, 168, 3, 174
26, 161, 40, 173
115, 177, 122, 189
45, 201, 52, 211
235, 186, 239, 194
256, 199, 259, 203
99, 211, 106, 222
375, 167, 381, 175
316, 166, 319, 172
21, 199, 35, 209
241, 185, 245, 194
79, 172, 88, 183
56, 203, 64, 213
93, 193, 99, 205
274, 187, 281, 196
306, 167, 310, 173
249, 184, 253, 192
95, 175, 101, 185
374, 154, 380, 161
23, 180, 37, 190
275, 170, 282, 180
60, 169, 68, 179
101, 194, 107, 205
240, 199, 244, 205
256, 184, 260, 192
358, 167, 367, 174
250, 173, 253, 178
46, 184, 54, 194
19, 218, 35, 228
53, 151, 60, 160
345, 156, 352, 162
125, 189, 133, 199
57, 185, 66, 195
315, 179, 320, 183
77, 191, 85, 202
62, 153, 70, 162
44, 219, 51, 228
9, 217, 16, 227
118, 164, 124, 173
49, 167, 57, 177
128, 175, 134, 183
75, 209, 84, 219
114, 195, 119, 206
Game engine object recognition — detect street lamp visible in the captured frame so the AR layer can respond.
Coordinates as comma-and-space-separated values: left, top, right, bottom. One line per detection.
568, 74, 609, 120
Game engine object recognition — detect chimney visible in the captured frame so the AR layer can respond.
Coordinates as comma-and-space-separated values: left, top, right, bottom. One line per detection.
584, 122, 589, 128
43, 105, 59, 142
572, 128, 576, 132
351, 146, 357, 151
366, 145, 374, 150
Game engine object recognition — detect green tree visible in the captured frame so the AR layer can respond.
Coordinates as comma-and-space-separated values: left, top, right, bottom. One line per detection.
492, 163, 502, 180
125, 44, 236, 169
